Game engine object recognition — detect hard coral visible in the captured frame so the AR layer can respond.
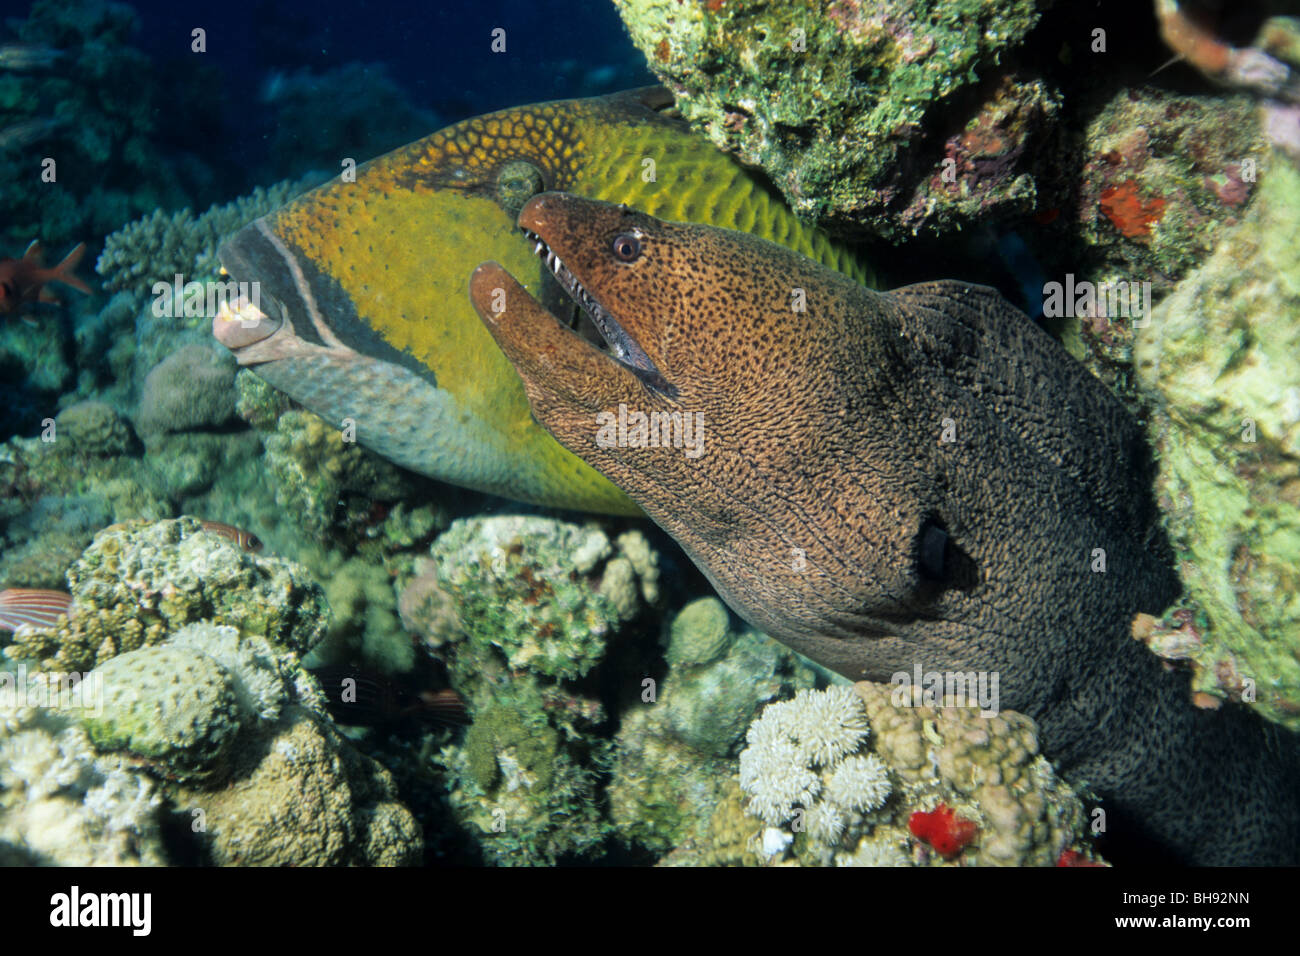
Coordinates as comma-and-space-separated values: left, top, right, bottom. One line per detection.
9, 516, 328, 672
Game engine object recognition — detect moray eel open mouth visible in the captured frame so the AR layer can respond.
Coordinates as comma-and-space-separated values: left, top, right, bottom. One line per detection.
522, 225, 677, 398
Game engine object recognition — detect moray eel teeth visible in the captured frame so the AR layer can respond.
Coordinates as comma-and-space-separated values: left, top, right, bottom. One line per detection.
521, 222, 675, 397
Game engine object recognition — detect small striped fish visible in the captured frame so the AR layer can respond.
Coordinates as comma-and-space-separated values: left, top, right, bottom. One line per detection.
199, 520, 264, 554
0, 588, 74, 633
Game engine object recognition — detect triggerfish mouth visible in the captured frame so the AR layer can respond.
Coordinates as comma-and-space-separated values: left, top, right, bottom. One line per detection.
215, 87, 869, 516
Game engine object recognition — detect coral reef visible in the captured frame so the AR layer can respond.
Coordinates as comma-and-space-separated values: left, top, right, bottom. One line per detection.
8, 516, 328, 672
738, 686, 888, 863
82, 644, 242, 782
52, 400, 135, 456
1132, 156, 1300, 730
716, 683, 1093, 866
173, 704, 421, 866
427, 515, 664, 865
95, 178, 315, 299
309, 555, 413, 675
443, 687, 608, 866
1076, 90, 1263, 282
135, 344, 238, 436
427, 516, 658, 682
607, 601, 821, 853
613, 0, 1049, 237
0, 700, 166, 865
261, 409, 415, 539
3, 617, 419, 866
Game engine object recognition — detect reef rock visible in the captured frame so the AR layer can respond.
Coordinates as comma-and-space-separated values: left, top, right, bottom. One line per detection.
614, 0, 1050, 238
1133, 156, 1300, 730
9, 516, 328, 672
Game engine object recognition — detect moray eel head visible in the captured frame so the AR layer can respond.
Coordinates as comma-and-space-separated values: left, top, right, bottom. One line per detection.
472, 192, 1175, 704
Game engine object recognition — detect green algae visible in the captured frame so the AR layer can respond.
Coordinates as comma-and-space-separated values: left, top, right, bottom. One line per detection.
1134, 158, 1300, 730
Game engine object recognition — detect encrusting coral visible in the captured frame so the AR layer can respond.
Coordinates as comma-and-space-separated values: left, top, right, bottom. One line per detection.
613, 0, 1048, 237
1132, 155, 1300, 730
8, 516, 328, 672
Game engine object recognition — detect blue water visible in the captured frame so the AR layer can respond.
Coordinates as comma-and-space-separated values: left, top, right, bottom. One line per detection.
126, 0, 652, 192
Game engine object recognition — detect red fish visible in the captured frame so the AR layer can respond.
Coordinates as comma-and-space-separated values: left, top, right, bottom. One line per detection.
0, 588, 74, 633
0, 240, 91, 315
199, 520, 264, 554
909, 802, 979, 859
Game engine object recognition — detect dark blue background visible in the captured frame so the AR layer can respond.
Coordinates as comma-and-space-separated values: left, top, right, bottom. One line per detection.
125, 0, 652, 123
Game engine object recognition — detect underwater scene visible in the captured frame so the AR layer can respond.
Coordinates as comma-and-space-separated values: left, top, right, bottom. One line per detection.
1, 0, 1298, 873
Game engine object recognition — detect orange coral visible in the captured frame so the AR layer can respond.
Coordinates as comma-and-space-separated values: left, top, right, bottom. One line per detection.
1099, 180, 1167, 239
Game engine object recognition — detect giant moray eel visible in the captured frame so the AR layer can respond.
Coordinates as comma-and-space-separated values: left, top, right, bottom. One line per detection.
214, 88, 867, 515
469, 192, 1300, 865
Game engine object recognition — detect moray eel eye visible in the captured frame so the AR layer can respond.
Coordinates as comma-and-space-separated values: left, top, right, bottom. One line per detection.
611, 233, 641, 262
495, 161, 545, 219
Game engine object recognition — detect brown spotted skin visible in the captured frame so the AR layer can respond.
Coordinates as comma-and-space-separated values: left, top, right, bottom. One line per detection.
470, 193, 1300, 865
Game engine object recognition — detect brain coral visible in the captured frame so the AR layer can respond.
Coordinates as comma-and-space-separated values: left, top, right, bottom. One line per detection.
81, 644, 242, 782
10, 516, 329, 672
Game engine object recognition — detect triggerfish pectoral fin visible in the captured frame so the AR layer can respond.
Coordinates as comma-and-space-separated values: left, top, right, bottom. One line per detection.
215, 87, 870, 515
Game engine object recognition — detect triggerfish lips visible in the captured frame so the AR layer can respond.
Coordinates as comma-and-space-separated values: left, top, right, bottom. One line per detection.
213, 293, 280, 350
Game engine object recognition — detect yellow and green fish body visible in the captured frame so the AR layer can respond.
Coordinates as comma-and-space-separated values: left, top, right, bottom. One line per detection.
216, 87, 870, 514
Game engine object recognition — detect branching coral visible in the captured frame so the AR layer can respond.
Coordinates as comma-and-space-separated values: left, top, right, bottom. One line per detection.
95, 177, 317, 297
